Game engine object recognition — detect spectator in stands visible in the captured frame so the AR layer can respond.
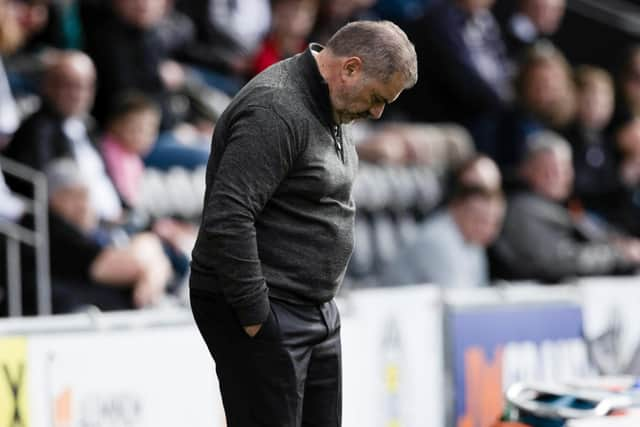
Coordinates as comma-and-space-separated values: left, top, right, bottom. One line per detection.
32, 0, 84, 49
44, 158, 172, 312
497, 42, 576, 178
0, 0, 30, 222
311, 0, 377, 45
402, 0, 513, 154
501, 0, 566, 59
10, 0, 49, 38
3, 51, 124, 223
85, 0, 210, 171
382, 155, 505, 287
251, 0, 319, 76
100, 91, 198, 278
492, 131, 640, 282
86, 0, 180, 129
564, 65, 620, 216
605, 118, 640, 236
355, 122, 475, 173
615, 45, 640, 127
3, 0, 54, 98
0, 0, 24, 147
175, 0, 271, 89
101, 91, 161, 208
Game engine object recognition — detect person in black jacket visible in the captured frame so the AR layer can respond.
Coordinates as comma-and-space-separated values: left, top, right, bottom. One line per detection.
43, 158, 171, 312
3, 50, 124, 223
500, 0, 565, 60
189, 21, 417, 427
492, 130, 640, 282
400, 0, 512, 153
84, 0, 213, 171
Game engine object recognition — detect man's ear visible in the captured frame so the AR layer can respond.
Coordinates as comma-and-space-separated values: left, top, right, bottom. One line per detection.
341, 56, 363, 80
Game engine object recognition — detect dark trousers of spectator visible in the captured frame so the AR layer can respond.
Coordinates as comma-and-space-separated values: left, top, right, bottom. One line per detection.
190, 288, 342, 427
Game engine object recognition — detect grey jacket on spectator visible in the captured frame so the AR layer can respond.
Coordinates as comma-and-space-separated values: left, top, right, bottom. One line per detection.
493, 191, 628, 282
190, 44, 358, 326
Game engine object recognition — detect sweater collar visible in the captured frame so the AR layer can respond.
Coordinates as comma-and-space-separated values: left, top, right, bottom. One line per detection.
298, 43, 337, 127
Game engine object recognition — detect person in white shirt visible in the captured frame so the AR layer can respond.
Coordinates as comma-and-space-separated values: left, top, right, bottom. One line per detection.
3, 51, 123, 223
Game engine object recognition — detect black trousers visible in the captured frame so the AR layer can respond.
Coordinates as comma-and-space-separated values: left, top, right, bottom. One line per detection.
190, 289, 342, 427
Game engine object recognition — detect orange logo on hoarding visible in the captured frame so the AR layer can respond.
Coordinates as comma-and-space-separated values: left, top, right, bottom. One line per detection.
457, 347, 504, 427
54, 388, 72, 427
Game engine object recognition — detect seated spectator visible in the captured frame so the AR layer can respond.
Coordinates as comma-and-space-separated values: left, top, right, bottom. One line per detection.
606, 118, 640, 236
3, 51, 124, 223
251, 0, 319, 76
3, 0, 53, 98
564, 65, 620, 215
43, 158, 172, 312
176, 0, 271, 87
100, 91, 198, 278
401, 0, 513, 153
491, 131, 640, 282
501, 0, 565, 60
614, 45, 640, 127
382, 155, 505, 287
32, 0, 84, 49
101, 92, 161, 208
86, 0, 180, 129
85, 0, 210, 171
497, 42, 576, 178
355, 122, 475, 174
0, 0, 24, 147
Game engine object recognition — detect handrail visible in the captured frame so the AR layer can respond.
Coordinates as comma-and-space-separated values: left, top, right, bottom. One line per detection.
0, 155, 51, 316
568, 0, 640, 36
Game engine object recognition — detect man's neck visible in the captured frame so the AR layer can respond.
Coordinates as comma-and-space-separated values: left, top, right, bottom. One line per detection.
313, 49, 341, 124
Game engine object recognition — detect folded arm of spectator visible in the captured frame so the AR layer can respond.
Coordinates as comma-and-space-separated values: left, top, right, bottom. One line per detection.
90, 232, 171, 307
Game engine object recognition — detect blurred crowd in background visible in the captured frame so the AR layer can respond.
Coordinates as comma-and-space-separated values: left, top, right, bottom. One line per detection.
2, 0, 640, 316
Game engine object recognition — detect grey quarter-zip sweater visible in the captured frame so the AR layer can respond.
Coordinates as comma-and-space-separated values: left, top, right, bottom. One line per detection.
190, 44, 358, 326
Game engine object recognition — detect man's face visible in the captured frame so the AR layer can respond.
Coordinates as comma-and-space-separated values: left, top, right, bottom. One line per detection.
331, 66, 406, 124
529, 148, 574, 201
111, 110, 160, 155
458, 195, 505, 246
523, 60, 575, 126
524, 0, 565, 35
46, 59, 96, 118
9, 0, 48, 38
50, 185, 97, 232
578, 78, 614, 130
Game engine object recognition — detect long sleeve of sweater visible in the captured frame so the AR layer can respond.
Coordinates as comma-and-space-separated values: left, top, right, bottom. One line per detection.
195, 106, 301, 325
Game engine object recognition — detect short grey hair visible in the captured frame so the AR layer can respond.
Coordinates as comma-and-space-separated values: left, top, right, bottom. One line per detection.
524, 130, 572, 162
45, 158, 87, 197
326, 20, 418, 88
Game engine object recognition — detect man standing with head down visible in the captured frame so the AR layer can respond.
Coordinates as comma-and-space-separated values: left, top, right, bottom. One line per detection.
189, 20, 417, 427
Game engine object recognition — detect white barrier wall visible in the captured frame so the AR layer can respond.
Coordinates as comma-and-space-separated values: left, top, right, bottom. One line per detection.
341, 287, 444, 427
0, 316, 224, 427
0, 279, 638, 427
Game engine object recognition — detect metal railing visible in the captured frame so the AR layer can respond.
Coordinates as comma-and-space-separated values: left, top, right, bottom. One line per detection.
568, 0, 640, 36
0, 155, 51, 316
